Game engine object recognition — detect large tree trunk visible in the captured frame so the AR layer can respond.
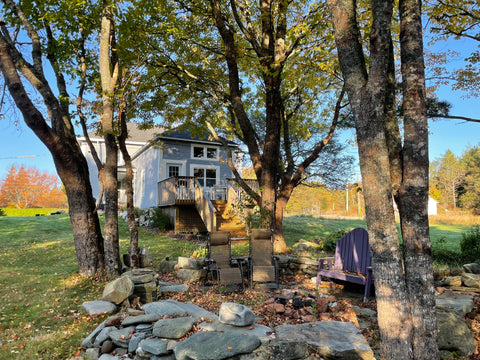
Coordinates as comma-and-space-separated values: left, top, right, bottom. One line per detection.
327, 0, 413, 358
0, 32, 105, 277
398, 0, 439, 358
328, 0, 439, 358
100, 0, 122, 279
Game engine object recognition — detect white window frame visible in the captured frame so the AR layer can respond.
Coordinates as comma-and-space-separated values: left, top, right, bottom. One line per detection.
190, 164, 219, 187
191, 144, 219, 160
161, 160, 186, 180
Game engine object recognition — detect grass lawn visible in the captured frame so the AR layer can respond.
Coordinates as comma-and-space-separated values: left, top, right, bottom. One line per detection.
0, 213, 475, 359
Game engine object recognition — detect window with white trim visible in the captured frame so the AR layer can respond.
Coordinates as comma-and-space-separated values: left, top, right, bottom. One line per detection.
194, 168, 217, 187
168, 165, 180, 178
192, 145, 218, 159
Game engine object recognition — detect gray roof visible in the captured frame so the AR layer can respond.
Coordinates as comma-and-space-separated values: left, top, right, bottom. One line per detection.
83, 123, 164, 143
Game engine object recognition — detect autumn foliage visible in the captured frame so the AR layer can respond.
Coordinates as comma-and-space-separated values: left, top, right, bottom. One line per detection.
0, 165, 67, 209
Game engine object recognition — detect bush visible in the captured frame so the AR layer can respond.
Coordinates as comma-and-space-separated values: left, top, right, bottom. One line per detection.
150, 208, 173, 232
0, 208, 6, 216
317, 229, 348, 252
460, 225, 480, 262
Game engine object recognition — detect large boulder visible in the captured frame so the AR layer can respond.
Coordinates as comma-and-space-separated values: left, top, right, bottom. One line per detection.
275, 321, 374, 360
219, 302, 255, 327
437, 308, 476, 356
174, 331, 261, 360
102, 276, 134, 305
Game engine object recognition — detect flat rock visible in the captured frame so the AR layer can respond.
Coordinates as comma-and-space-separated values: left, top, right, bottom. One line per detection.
436, 292, 474, 316
121, 314, 163, 326
152, 317, 196, 339
157, 284, 190, 293
437, 308, 476, 356
123, 268, 157, 283
93, 326, 116, 347
142, 299, 217, 321
139, 338, 169, 356
81, 320, 107, 348
219, 302, 255, 327
82, 300, 117, 316
128, 332, 148, 353
109, 326, 136, 348
462, 273, 480, 288
98, 354, 120, 360
275, 321, 374, 360
174, 331, 261, 360
443, 276, 462, 287
197, 319, 273, 339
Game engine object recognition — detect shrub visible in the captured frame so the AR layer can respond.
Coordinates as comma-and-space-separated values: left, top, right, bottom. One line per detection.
150, 208, 173, 232
460, 225, 480, 262
318, 229, 348, 252
0, 208, 6, 216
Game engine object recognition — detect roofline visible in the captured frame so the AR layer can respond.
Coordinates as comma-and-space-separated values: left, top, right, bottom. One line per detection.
77, 136, 147, 146
155, 135, 238, 147
131, 136, 238, 161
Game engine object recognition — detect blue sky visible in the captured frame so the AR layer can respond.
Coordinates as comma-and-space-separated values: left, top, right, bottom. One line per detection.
0, 35, 478, 181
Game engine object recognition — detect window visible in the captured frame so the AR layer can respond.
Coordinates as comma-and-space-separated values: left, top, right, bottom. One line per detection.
194, 168, 217, 187
192, 145, 218, 159
193, 147, 204, 158
168, 165, 180, 178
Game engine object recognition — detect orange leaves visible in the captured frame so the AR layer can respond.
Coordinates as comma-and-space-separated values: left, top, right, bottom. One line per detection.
0, 164, 67, 208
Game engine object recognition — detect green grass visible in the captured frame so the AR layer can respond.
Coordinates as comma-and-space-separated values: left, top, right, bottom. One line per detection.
0, 208, 67, 217
0, 213, 473, 359
0, 215, 201, 359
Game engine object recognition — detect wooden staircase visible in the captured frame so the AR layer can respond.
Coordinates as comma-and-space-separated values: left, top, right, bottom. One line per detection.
211, 200, 247, 238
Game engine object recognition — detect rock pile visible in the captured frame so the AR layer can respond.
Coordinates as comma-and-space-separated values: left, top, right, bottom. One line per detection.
81, 299, 375, 360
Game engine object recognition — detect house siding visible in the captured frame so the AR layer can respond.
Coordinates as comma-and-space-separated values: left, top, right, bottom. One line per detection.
132, 146, 160, 209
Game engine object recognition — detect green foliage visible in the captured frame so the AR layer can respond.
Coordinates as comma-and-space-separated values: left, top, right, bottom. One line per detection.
318, 230, 348, 252
149, 208, 173, 232
432, 236, 466, 268
0, 208, 6, 216
460, 225, 480, 262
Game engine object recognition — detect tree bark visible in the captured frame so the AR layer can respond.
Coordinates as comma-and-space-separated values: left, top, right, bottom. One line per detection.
100, 0, 121, 279
0, 29, 105, 277
118, 99, 139, 268
327, 0, 413, 358
399, 0, 439, 358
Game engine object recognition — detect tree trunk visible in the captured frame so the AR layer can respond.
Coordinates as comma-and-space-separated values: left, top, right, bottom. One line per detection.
118, 105, 140, 268
273, 195, 289, 253
100, 0, 122, 279
103, 132, 121, 279
327, 0, 414, 358
399, 0, 439, 358
0, 33, 105, 277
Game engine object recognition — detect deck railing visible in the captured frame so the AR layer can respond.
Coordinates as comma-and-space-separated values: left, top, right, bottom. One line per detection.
158, 176, 196, 206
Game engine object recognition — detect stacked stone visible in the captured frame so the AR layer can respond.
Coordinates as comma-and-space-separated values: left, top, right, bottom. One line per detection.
81, 299, 376, 360
124, 269, 158, 304
174, 256, 206, 283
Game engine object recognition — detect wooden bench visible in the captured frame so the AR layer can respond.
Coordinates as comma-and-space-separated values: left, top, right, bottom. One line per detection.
316, 228, 373, 300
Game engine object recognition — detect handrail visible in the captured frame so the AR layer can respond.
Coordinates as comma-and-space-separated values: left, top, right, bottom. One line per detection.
194, 180, 217, 232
